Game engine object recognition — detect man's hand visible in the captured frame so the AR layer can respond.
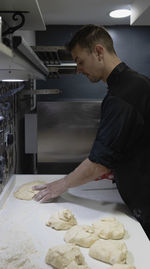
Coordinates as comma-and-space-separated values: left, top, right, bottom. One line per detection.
32, 177, 67, 203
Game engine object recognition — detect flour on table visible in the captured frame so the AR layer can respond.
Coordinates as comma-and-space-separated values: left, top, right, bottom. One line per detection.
64, 225, 98, 247
92, 217, 125, 239
64, 261, 91, 269
45, 244, 86, 269
89, 239, 127, 265
14, 181, 45, 200
0, 235, 41, 269
0, 253, 37, 269
46, 209, 77, 230
108, 264, 136, 269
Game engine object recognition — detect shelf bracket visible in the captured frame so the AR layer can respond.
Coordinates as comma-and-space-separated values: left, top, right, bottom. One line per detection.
0, 11, 29, 36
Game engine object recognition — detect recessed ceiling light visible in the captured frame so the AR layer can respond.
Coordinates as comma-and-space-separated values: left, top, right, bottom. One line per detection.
109, 9, 131, 18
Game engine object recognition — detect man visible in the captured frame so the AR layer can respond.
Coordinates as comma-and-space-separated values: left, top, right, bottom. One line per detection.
33, 24, 150, 239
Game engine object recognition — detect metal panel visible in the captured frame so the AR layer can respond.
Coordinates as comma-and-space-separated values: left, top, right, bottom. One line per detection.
37, 101, 101, 163
25, 114, 37, 154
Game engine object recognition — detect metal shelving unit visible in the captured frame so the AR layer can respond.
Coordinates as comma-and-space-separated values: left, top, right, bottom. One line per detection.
32, 46, 77, 78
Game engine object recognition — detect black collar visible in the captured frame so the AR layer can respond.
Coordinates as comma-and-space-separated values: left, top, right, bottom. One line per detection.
107, 62, 128, 89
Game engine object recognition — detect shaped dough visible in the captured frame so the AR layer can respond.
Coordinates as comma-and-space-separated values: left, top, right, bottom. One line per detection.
89, 239, 127, 265
14, 181, 45, 200
46, 209, 77, 230
109, 265, 136, 269
64, 261, 90, 269
64, 225, 98, 247
45, 244, 86, 269
92, 218, 125, 239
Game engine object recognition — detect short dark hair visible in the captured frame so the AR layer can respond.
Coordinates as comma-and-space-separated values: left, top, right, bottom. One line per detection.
67, 24, 116, 54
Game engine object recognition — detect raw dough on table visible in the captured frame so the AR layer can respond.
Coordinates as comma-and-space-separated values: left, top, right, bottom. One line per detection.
64, 261, 90, 269
92, 217, 125, 239
45, 244, 86, 269
89, 239, 127, 265
64, 225, 98, 247
46, 209, 77, 230
108, 265, 136, 269
14, 181, 45, 200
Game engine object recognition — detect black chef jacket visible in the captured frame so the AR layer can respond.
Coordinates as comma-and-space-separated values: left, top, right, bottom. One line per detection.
89, 62, 150, 238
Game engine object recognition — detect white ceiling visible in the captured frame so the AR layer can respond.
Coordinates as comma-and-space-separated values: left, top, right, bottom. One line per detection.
0, 0, 150, 32
37, 0, 150, 26
0, 0, 46, 30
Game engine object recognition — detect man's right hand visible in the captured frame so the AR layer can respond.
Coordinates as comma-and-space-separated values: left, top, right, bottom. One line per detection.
32, 177, 67, 203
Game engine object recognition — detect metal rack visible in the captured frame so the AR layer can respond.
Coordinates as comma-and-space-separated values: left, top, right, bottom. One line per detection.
0, 82, 26, 193
32, 46, 77, 78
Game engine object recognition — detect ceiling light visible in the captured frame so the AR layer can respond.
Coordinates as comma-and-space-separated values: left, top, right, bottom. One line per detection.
109, 9, 131, 18
2, 79, 24, 82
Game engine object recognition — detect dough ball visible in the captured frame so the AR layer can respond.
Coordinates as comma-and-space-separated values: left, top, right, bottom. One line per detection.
45, 244, 86, 269
108, 265, 136, 269
46, 209, 77, 230
64, 261, 90, 269
89, 239, 127, 265
92, 218, 125, 239
14, 181, 45, 200
64, 225, 98, 247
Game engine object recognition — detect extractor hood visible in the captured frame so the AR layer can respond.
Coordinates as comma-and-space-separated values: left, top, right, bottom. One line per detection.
0, 17, 49, 81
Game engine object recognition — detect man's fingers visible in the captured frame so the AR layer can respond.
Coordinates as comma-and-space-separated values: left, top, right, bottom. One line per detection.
33, 189, 48, 201
32, 184, 47, 191
40, 194, 54, 203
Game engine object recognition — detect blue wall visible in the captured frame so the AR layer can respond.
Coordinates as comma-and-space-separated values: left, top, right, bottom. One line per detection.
36, 25, 150, 101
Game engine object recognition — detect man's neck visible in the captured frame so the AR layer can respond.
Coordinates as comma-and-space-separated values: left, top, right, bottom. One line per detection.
103, 55, 121, 83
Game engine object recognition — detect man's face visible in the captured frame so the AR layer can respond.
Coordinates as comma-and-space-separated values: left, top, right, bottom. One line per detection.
71, 44, 104, 83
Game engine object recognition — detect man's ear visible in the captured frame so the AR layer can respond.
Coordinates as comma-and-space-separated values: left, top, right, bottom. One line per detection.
95, 44, 104, 60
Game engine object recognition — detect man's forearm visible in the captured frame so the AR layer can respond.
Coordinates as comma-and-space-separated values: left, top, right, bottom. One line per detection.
64, 158, 110, 189
33, 158, 111, 202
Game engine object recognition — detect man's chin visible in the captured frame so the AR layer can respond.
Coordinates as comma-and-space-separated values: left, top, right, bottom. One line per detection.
89, 77, 101, 83
85, 74, 101, 82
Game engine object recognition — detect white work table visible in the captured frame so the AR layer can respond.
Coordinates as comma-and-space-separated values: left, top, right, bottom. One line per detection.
0, 174, 150, 269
